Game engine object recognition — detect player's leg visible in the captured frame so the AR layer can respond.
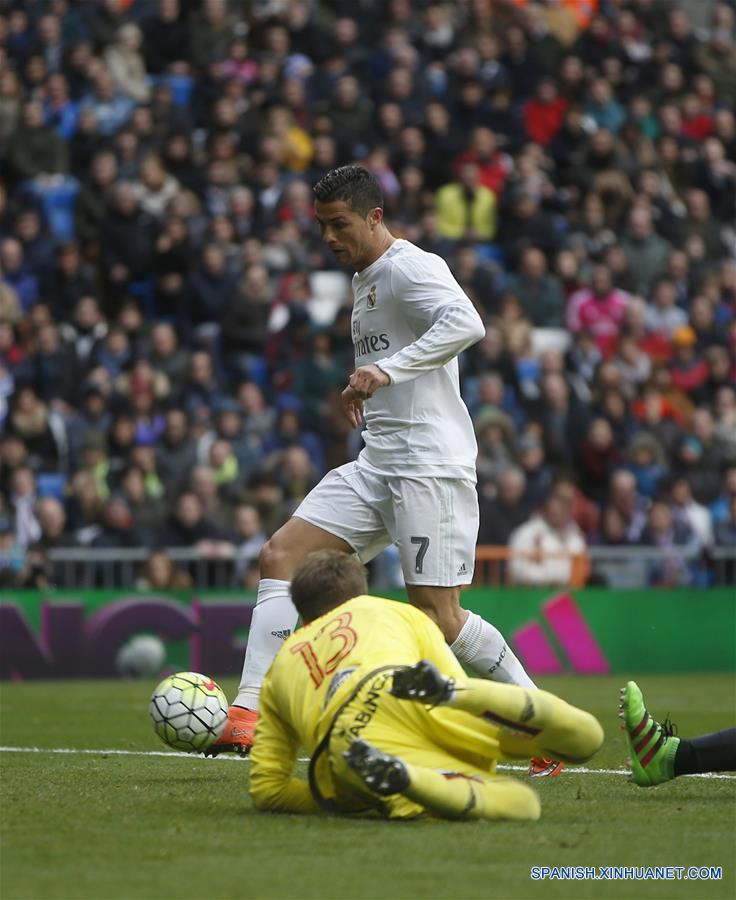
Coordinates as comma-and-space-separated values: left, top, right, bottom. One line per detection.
392, 660, 604, 764
235, 516, 352, 707
329, 685, 539, 821
620, 680, 736, 786
392, 476, 536, 688
407, 584, 535, 687
342, 740, 541, 821
209, 517, 352, 755
210, 464, 390, 754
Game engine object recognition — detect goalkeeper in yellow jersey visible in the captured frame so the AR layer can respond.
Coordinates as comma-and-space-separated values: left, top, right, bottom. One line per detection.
249, 551, 604, 821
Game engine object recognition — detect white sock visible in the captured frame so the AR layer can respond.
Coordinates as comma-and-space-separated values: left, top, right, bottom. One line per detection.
451, 612, 536, 689
235, 578, 297, 710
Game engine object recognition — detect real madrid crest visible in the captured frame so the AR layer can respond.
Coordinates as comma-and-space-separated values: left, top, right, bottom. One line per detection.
367, 285, 377, 309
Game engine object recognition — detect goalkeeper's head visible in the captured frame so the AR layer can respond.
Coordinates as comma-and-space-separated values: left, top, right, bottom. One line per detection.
291, 550, 368, 622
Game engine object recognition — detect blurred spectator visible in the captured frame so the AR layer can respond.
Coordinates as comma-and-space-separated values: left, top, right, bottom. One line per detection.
435, 161, 497, 242
604, 469, 649, 544
453, 126, 511, 195
626, 433, 668, 500
531, 371, 590, 468
506, 247, 565, 328
186, 243, 239, 335
474, 406, 517, 493
675, 409, 728, 505
78, 68, 134, 137
137, 549, 192, 590
160, 490, 227, 547
669, 475, 714, 550
646, 278, 688, 337
148, 322, 190, 393
508, 477, 587, 587
74, 150, 118, 251
621, 207, 671, 297
143, 0, 191, 76
714, 497, 736, 547
104, 24, 151, 104
585, 76, 625, 134
566, 265, 629, 357
5, 385, 67, 471
101, 182, 156, 297
118, 464, 165, 539
1, 238, 39, 314
477, 465, 531, 546
5, 99, 68, 185
134, 155, 180, 220
156, 408, 197, 497
9, 466, 40, 550
42, 242, 96, 319
669, 326, 709, 398
577, 417, 624, 506
523, 77, 567, 145
35, 496, 75, 551
92, 496, 146, 548
639, 497, 697, 587
220, 264, 274, 376
32, 321, 78, 405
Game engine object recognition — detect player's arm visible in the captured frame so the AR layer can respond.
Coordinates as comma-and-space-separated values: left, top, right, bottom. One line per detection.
371, 257, 486, 386
248, 684, 320, 815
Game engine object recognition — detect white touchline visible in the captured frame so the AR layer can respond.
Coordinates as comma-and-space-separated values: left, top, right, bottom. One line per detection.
0, 746, 734, 779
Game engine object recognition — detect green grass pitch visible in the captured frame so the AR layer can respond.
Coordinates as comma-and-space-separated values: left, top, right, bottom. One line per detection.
1, 674, 734, 900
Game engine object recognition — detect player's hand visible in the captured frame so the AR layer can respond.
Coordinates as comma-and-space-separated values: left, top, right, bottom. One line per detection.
341, 385, 364, 428
349, 365, 390, 399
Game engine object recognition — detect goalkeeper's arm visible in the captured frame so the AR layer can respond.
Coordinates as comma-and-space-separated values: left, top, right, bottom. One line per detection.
248, 688, 320, 815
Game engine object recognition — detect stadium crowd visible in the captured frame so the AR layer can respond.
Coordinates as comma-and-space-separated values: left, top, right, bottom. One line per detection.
0, 0, 735, 591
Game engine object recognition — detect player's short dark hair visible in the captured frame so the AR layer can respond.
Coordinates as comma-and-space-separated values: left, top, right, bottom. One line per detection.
291, 550, 368, 622
313, 166, 383, 216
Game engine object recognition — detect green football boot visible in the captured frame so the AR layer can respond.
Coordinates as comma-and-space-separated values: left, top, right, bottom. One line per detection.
619, 681, 680, 787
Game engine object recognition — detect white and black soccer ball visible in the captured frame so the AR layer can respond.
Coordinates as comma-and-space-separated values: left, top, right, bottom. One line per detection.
149, 672, 228, 752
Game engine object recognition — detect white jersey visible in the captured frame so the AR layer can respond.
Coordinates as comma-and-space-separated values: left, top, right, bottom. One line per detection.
351, 239, 485, 480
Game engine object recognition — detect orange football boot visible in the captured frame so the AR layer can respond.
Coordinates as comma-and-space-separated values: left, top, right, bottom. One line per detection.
204, 706, 259, 757
528, 757, 565, 777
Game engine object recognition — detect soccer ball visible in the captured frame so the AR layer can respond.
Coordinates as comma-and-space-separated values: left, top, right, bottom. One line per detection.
149, 672, 228, 752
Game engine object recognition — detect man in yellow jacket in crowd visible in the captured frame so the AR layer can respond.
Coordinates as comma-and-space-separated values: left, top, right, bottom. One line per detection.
435, 162, 497, 243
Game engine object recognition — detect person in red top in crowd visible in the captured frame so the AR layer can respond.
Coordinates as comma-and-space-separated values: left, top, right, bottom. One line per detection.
669, 325, 709, 396
566, 264, 630, 357
453, 126, 512, 196
523, 78, 568, 146
680, 93, 715, 142
622, 297, 673, 364
0, 322, 24, 368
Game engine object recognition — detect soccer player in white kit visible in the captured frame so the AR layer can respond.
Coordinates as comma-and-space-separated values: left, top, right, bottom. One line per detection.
210, 166, 550, 771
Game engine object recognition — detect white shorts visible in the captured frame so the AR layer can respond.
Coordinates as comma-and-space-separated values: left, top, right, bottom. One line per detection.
293, 461, 479, 586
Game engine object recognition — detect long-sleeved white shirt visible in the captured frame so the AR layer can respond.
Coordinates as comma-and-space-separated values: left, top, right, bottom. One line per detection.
507, 515, 587, 587
351, 239, 486, 479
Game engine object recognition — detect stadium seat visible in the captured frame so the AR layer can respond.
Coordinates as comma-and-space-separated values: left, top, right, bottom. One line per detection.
36, 472, 67, 500
21, 177, 80, 242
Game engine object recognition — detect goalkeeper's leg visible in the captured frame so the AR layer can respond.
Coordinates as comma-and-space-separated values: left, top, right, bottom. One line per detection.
341, 739, 540, 821
392, 660, 603, 764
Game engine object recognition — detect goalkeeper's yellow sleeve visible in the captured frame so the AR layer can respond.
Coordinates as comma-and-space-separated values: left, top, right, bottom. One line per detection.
248, 680, 320, 815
